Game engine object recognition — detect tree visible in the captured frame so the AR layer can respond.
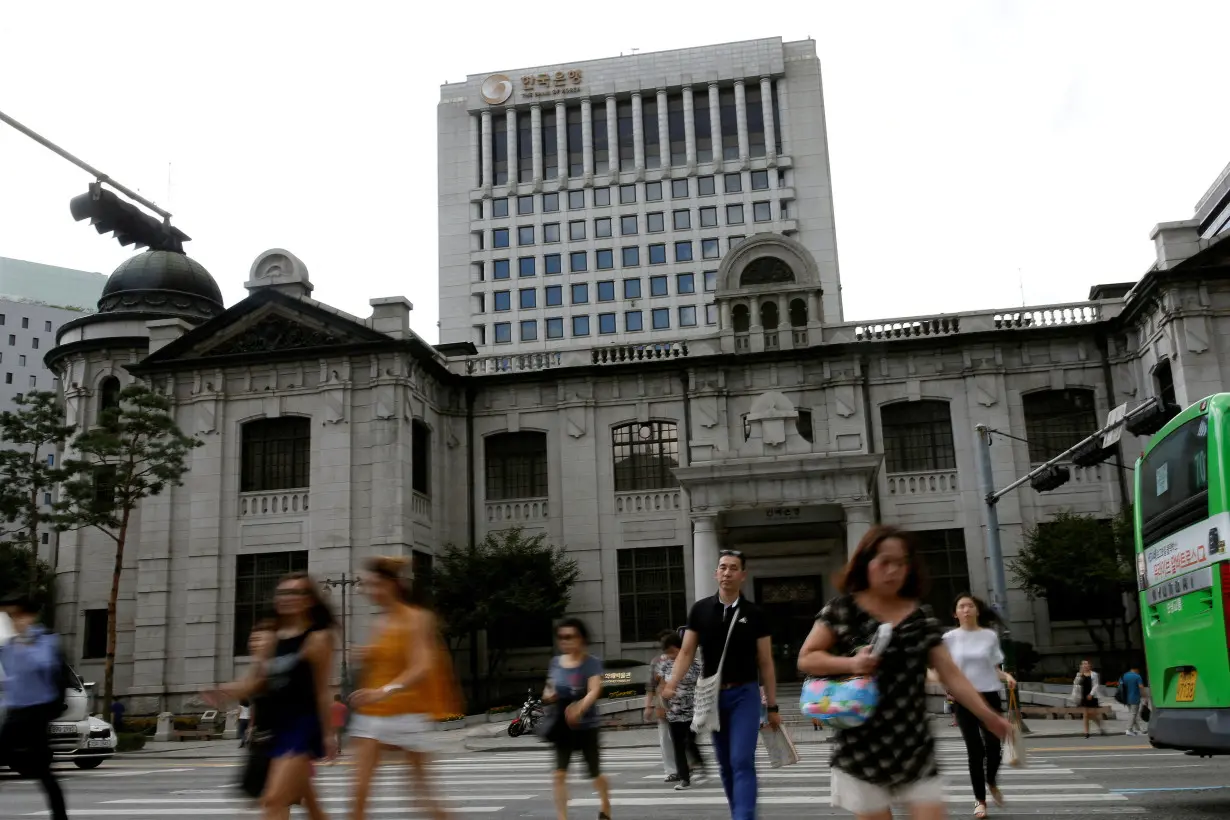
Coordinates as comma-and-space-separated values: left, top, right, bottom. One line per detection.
56, 383, 201, 708
1011, 509, 1140, 671
0, 542, 56, 624
0, 391, 75, 596
433, 527, 579, 704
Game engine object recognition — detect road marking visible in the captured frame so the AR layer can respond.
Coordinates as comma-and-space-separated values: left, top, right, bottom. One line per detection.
24, 809, 502, 817
104, 795, 532, 804
1111, 785, 1230, 793
569, 793, 1131, 806
1026, 745, 1153, 752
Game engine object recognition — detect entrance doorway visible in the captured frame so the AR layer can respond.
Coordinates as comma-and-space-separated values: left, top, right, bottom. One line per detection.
754, 575, 824, 683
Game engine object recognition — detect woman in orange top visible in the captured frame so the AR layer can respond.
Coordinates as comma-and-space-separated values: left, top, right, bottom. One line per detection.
348, 556, 458, 820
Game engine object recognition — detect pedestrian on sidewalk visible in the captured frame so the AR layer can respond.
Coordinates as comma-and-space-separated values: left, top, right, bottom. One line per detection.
662, 549, 781, 820
0, 596, 68, 820
329, 695, 347, 759
543, 616, 611, 820
798, 526, 1010, 820
1118, 666, 1145, 735
1072, 660, 1107, 738
944, 594, 1016, 819
644, 630, 679, 783
659, 631, 706, 790
238, 700, 251, 748
348, 556, 461, 820
110, 698, 125, 733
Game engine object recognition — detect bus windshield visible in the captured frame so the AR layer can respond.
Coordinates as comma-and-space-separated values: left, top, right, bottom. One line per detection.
1140, 414, 1210, 545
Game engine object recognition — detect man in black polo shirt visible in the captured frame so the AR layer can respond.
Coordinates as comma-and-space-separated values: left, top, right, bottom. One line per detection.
663, 549, 779, 820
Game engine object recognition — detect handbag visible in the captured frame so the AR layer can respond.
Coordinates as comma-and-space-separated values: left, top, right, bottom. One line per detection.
800, 623, 892, 729
238, 730, 274, 798
1002, 722, 1027, 768
690, 604, 740, 734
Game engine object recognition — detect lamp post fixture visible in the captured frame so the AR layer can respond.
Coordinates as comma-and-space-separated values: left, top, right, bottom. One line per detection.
320, 573, 362, 695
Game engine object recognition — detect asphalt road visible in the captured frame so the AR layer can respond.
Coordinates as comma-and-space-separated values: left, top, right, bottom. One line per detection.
1, 734, 1228, 818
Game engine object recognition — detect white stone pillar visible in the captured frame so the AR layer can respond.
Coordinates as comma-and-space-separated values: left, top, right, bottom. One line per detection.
719, 300, 732, 331
682, 87, 697, 172
734, 80, 750, 168
606, 95, 619, 178
581, 97, 594, 183
555, 101, 568, 182
806, 292, 820, 326
506, 108, 518, 188
692, 514, 720, 600
470, 114, 480, 187
480, 110, 493, 192
761, 77, 777, 166
656, 89, 670, 171
631, 92, 645, 177
845, 504, 874, 558
776, 80, 790, 157
530, 104, 543, 189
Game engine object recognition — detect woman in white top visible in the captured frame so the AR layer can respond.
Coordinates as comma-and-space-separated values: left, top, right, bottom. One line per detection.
943, 594, 1015, 819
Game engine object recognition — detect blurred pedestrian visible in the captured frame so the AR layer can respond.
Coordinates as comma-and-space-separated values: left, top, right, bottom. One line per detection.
1118, 666, 1145, 736
0, 595, 68, 820
544, 617, 611, 820
238, 700, 251, 748
659, 631, 705, 790
330, 695, 348, 759
110, 698, 125, 732
643, 629, 678, 782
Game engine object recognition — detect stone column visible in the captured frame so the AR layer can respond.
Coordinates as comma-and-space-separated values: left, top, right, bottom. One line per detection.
581, 97, 594, 183
719, 300, 732, 331
606, 95, 619, 178
631, 92, 645, 177
470, 114, 480, 187
761, 77, 777, 166
530, 104, 543, 189
708, 83, 721, 165
555, 101, 567, 183
656, 89, 670, 171
480, 110, 493, 192
734, 80, 750, 168
692, 514, 720, 600
682, 86, 696, 171
506, 108, 518, 189
777, 80, 790, 156
845, 503, 874, 557
806, 292, 820, 326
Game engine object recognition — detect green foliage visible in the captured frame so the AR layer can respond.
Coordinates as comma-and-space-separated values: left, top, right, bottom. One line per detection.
0, 543, 56, 624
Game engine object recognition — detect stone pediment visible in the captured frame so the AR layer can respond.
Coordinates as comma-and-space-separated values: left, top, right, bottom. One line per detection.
208, 313, 350, 356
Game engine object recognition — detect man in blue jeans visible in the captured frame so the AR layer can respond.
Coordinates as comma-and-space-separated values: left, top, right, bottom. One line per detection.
664, 549, 780, 819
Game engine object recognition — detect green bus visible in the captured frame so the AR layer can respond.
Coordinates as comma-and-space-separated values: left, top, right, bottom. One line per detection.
1136, 393, 1230, 755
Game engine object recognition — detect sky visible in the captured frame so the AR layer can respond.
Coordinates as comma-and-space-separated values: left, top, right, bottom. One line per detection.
1, 1, 1228, 341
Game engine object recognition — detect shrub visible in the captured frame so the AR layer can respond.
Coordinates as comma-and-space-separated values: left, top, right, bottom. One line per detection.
438, 714, 465, 722
116, 732, 146, 752
486, 705, 516, 715
122, 717, 159, 735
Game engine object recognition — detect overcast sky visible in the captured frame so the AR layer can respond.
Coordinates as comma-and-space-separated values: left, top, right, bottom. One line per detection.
1, 1, 1227, 341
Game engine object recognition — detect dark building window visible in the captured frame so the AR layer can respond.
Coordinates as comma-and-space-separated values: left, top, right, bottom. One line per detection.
1154, 359, 1176, 407
241, 417, 311, 492
914, 529, 970, 620
613, 421, 679, 492
618, 546, 687, 643
719, 86, 739, 160
98, 376, 121, 424
234, 551, 309, 655
881, 400, 956, 473
91, 465, 118, 513
1023, 389, 1096, 463
643, 96, 660, 169
668, 93, 686, 166
485, 431, 548, 500
412, 420, 430, 496
412, 549, 434, 605
567, 105, 583, 177
617, 100, 635, 168
82, 608, 108, 660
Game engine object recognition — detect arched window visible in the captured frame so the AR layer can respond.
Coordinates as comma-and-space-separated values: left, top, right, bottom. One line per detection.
485, 431, 548, 500
732, 304, 751, 333
739, 257, 795, 286
411, 420, 431, 496
760, 300, 780, 329
241, 417, 311, 492
98, 376, 121, 424
1023, 389, 1096, 463
789, 298, 807, 328
613, 421, 680, 492
881, 400, 955, 473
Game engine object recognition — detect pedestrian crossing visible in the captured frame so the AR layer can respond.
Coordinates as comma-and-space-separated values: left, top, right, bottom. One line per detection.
16, 738, 1145, 817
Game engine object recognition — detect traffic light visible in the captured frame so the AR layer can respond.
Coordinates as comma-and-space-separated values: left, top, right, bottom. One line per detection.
69, 183, 189, 253
1030, 465, 1070, 493
1070, 437, 1116, 467
1125, 397, 1180, 438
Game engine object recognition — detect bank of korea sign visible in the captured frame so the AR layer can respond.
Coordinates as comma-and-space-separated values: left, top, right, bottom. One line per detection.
1143, 510, 1230, 588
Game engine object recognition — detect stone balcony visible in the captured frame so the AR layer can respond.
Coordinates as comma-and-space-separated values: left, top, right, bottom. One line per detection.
486, 497, 549, 524
412, 491, 432, 524
614, 488, 683, 516
240, 489, 309, 518
884, 470, 960, 497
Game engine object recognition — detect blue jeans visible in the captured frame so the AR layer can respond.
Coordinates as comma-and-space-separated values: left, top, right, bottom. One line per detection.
711, 682, 760, 820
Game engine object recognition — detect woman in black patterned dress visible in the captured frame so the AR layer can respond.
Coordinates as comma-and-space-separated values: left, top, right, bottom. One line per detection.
798, 526, 1011, 820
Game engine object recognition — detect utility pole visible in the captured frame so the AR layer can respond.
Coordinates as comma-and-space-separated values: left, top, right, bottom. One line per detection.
320, 574, 361, 695
975, 424, 1010, 625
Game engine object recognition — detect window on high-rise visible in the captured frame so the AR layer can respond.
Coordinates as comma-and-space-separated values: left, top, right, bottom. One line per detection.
668, 93, 686, 166
719, 86, 738, 161
647, 212, 665, 233
643, 96, 660, 169
518, 111, 534, 180
545, 254, 562, 275
542, 108, 558, 180
595, 217, 613, 238
698, 176, 716, 196
517, 195, 534, 216
746, 84, 766, 159
673, 210, 691, 230
646, 181, 663, 201
492, 127, 508, 185
567, 105, 583, 178
625, 310, 643, 332
544, 222, 560, 243
593, 104, 609, 174
620, 184, 637, 205
617, 99, 635, 168
492, 198, 509, 218
594, 187, 611, 207
751, 170, 770, 190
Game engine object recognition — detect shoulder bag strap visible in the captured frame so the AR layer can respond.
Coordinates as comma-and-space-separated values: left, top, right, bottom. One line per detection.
713, 605, 740, 679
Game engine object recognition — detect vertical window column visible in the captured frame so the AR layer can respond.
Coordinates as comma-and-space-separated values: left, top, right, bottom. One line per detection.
761, 78, 777, 165
531, 104, 543, 187
555, 101, 568, 182
605, 96, 619, 178
632, 92, 645, 174
656, 89, 670, 171
481, 110, 493, 190
506, 108, 519, 187
471, 114, 481, 187
581, 98, 594, 181
734, 80, 750, 167
682, 86, 697, 169
707, 83, 721, 166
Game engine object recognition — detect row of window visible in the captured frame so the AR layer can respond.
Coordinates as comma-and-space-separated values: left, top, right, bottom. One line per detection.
487, 204, 776, 249
486, 306, 716, 343
6, 335, 41, 349
3, 373, 37, 387
483, 274, 710, 313
479, 239, 747, 280
485, 172, 780, 217
0, 315, 53, 332
0, 352, 37, 367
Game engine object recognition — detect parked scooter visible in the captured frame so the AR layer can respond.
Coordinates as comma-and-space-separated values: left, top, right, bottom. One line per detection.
507, 689, 545, 737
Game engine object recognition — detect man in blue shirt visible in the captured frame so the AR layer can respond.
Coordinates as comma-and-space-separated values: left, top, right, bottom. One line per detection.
1119, 666, 1146, 736
0, 596, 68, 820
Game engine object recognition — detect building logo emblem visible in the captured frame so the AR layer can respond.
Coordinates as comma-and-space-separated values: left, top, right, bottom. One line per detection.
481, 74, 513, 105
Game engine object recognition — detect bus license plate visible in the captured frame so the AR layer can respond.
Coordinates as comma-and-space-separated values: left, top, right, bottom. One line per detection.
1177, 670, 1198, 702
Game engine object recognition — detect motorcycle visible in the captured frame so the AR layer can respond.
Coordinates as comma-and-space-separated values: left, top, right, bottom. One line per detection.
507, 689, 545, 737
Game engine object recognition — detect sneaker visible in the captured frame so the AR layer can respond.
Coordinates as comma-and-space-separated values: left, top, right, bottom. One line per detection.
692, 768, 708, 783
664, 774, 680, 783
674, 780, 692, 791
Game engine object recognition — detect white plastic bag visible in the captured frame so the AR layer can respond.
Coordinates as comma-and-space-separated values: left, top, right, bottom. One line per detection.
760, 725, 800, 768
1003, 723, 1027, 768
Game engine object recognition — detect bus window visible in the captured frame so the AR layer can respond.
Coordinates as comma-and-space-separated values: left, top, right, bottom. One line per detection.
1141, 415, 1210, 544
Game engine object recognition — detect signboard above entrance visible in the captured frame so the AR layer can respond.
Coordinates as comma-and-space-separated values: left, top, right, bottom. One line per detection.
724, 506, 838, 528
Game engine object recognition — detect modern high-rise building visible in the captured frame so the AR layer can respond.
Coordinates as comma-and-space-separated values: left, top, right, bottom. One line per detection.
438, 37, 842, 351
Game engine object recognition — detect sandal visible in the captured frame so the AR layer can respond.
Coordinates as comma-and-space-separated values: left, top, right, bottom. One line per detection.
974, 802, 987, 818
989, 786, 1004, 807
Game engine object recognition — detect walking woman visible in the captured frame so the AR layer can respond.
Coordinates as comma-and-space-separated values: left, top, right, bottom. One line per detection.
348, 556, 460, 820
544, 617, 612, 820
1073, 659, 1107, 738
944, 594, 1016, 819
798, 526, 1011, 820
206, 573, 337, 820
659, 631, 706, 790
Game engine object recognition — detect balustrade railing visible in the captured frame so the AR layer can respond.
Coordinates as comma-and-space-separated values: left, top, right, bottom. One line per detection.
485, 497, 549, 523
592, 342, 689, 365
885, 471, 959, 496
240, 490, 309, 518
615, 489, 682, 515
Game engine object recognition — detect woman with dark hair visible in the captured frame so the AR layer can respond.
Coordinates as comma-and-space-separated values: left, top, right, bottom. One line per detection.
944, 594, 1016, 818
659, 631, 706, 790
544, 616, 611, 820
347, 556, 460, 820
1072, 659, 1107, 738
798, 526, 1010, 820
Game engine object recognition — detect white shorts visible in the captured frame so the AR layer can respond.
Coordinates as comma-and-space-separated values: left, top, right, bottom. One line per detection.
348, 713, 437, 752
830, 768, 944, 814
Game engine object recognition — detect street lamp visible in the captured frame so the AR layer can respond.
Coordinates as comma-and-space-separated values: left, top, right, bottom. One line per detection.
320, 574, 362, 695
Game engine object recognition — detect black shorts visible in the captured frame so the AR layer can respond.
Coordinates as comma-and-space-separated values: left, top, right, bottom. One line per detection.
553, 726, 601, 778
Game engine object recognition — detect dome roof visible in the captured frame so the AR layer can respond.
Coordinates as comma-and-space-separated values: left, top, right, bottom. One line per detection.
97, 250, 224, 321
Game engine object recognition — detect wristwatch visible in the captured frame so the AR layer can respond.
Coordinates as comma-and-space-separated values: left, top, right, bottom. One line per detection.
766, 705, 779, 714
